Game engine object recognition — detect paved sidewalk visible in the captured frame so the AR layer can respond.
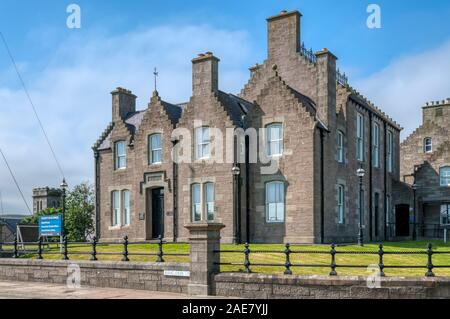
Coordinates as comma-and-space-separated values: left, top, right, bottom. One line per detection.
0, 281, 196, 299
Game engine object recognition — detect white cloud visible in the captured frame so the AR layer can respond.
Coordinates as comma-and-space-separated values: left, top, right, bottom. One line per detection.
354, 40, 450, 140
0, 24, 254, 214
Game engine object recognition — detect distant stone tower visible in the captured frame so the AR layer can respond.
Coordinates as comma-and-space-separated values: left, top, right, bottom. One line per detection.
32, 187, 63, 214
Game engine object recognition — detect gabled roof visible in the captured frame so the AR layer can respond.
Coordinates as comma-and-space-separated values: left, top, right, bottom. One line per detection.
94, 98, 183, 151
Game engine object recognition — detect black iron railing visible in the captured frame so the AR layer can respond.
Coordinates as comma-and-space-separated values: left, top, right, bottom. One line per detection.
0, 235, 189, 262
215, 242, 450, 277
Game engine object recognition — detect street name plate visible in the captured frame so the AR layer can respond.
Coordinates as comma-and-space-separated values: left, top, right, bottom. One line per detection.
164, 270, 190, 277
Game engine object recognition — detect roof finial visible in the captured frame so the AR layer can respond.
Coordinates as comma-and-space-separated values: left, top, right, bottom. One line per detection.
153, 67, 159, 92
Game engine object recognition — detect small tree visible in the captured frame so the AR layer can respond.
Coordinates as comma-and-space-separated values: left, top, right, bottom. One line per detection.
21, 182, 95, 242
21, 207, 62, 225
65, 182, 95, 242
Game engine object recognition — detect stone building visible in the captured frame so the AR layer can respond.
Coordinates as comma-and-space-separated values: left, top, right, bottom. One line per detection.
93, 10, 402, 244
395, 98, 450, 239
32, 187, 62, 214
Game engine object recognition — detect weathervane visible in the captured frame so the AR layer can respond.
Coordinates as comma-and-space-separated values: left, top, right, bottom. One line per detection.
153, 67, 158, 92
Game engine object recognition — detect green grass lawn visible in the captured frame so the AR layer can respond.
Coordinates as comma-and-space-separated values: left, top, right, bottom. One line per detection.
3, 240, 450, 277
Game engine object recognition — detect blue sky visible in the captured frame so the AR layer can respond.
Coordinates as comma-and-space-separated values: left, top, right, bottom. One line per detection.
1, 0, 450, 214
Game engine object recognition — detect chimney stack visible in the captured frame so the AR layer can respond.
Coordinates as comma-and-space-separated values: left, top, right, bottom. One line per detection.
315, 48, 337, 128
191, 52, 219, 96
111, 87, 136, 122
267, 10, 302, 59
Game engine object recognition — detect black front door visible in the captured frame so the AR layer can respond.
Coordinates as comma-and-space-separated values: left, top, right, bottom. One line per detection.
395, 204, 410, 237
151, 188, 164, 239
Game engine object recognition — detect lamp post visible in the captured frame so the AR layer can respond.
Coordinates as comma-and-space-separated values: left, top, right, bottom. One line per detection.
232, 165, 241, 244
412, 182, 417, 240
171, 137, 179, 242
60, 178, 68, 238
356, 167, 365, 246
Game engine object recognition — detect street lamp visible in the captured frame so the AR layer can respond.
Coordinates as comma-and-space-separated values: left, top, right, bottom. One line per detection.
232, 166, 241, 244
412, 182, 417, 240
60, 178, 68, 238
356, 167, 365, 246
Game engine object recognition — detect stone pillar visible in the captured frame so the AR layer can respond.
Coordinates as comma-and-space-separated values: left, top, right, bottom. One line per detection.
185, 222, 225, 296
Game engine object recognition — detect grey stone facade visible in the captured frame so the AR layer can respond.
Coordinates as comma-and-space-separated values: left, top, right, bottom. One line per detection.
93, 10, 402, 244
32, 187, 62, 214
397, 99, 450, 239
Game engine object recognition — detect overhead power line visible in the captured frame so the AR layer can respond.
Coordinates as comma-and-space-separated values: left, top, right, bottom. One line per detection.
0, 31, 65, 180
0, 147, 32, 215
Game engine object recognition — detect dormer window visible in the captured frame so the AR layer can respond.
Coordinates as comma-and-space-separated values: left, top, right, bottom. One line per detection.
115, 141, 126, 169
424, 137, 432, 153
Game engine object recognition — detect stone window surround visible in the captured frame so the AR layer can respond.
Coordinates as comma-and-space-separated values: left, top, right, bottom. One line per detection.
264, 180, 286, 224
336, 129, 345, 164
372, 121, 381, 168
108, 185, 132, 230
188, 177, 216, 223
112, 137, 130, 172
424, 137, 433, 154
356, 111, 365, 163
148, 130, 163, 165
262, 116, 285, 159
439, 165, 450, 187
194, 126, 212, 161
335, 180, 347, 225
387, 130, 394, 174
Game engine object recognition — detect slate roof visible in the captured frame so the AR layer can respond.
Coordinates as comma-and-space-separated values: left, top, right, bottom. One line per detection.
217, 90, 254, 127
95, 100, 184, 151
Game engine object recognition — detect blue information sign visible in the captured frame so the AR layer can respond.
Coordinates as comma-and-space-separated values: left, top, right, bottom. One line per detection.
39, 215, 62, 237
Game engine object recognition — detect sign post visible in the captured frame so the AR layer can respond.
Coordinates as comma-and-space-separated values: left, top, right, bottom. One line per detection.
39, 215, 63, 253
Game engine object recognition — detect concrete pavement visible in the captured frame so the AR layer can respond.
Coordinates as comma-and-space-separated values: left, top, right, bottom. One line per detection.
0, 280, 195, 299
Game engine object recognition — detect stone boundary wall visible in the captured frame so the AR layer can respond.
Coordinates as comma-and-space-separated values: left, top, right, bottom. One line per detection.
213, 273, 450, 299
0, 259, 190, 294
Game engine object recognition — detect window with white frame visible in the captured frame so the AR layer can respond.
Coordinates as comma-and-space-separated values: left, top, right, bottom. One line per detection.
149, 133, 162, 164
112, 190, 121, 226
387, 131, 393, 173
123, 190, 131, 226
266, 123, 283, 157
424, 137, 432, 153
440, 167, 450, 187
337, 184, 345, 224
356, 113, 364, 161
373, 123, 380, 168
205, 182, 215, 221
441, 204, 450, 225
191, 183, 201, 222
115, 141, 127, 169
195, 127, 210, 159
265, 181, 285, 223
337, 131, 344, 163
191, 182, 215, 222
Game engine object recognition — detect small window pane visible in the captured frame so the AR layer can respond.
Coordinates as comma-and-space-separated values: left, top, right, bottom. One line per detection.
192, 184, 201, 221
441, 205, 450, 225
115, 141, 126, 169
112, 191, 120, 226
149, 134, 162, 164
440, 167, 450, 187
123, 190, 130, 226
337, 131, 344, 163
266, 182, 285, 222
196, 127, 210, 159
205, 183, 215, 221
266, 124, 283, 157
424, 138, 432, 153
